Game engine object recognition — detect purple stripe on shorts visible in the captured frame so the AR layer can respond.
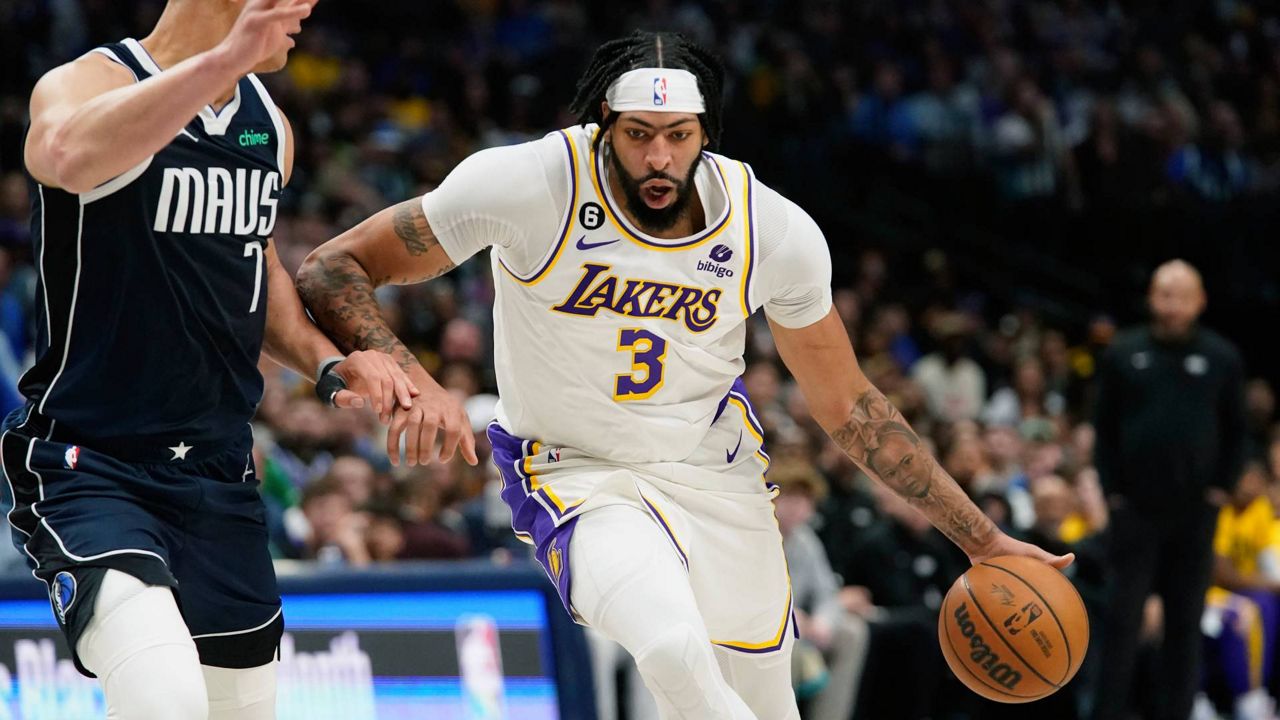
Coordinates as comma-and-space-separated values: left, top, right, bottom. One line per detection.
639, 493, 689, 571
487, 422, 577, 616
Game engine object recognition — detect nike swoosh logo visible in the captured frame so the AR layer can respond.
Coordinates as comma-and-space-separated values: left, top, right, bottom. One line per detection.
178, 128, 199, 143
576, 236, 621, 251
726, 430, 743, 464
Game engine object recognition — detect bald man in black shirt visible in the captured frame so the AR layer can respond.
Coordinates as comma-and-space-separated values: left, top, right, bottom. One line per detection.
1091, 260, 1247, 720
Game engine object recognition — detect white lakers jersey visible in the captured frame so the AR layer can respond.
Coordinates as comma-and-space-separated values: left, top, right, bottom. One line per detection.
490, 124, 760, 461
422, 123, 833, 464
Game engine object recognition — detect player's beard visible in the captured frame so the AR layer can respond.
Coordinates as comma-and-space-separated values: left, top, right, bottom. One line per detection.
607, 142, 701, 234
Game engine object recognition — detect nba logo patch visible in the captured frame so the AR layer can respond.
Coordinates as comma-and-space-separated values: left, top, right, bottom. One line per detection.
653, 77, 668, 106
63, 445, 80, 470
547, 448, 561, 463
51, 571, 77, 623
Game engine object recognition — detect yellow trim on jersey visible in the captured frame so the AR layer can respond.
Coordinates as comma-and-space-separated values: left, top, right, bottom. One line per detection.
711, 508, 793, 652
726, 395, 770, 470
587, 130, 734, 252
500, 130, 579, 286
522, 441, 582, 514
737, 161, 753, 317
711, 583, 792, 651
639, 490, 690, 566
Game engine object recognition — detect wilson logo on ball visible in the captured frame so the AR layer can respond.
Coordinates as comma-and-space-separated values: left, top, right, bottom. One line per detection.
953, 602, 1024, 690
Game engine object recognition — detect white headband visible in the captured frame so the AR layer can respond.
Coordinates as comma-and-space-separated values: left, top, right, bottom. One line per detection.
605, 68, 706, 114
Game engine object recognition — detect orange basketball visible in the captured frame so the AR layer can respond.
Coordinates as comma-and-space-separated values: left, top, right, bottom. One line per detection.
938, 555, 1089, 703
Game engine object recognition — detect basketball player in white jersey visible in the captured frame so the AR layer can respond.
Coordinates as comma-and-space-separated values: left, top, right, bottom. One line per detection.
297, 31, 1071, 719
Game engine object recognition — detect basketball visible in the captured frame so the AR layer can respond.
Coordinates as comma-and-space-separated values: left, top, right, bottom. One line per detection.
938, 555, 1089, 703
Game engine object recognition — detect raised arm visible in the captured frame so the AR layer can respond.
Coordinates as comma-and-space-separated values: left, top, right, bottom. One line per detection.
25, 0, 312, 192
771, 308, 1072, 567
296, 197, 474, 466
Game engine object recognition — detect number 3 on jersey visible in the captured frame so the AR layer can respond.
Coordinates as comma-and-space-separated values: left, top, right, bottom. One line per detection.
614, 328, 667, 401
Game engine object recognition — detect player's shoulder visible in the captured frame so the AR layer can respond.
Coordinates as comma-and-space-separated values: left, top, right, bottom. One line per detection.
31, 49, 135, 108
745, 170, 824, 247
471, 128, 574, 173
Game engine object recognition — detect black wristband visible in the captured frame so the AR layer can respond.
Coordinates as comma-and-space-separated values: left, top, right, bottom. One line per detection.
315, 364, 348, 407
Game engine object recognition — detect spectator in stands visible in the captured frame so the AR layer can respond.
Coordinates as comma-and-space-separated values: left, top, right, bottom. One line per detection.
298, 477, 370, 566
397, 469, 471, 560
327, 454, 378, 509
774, 459, 869, 720
1246, 379, 1276, 458
840, 482, 962, 719
364, 505, 407, 563
850, 60, 915, 160
1167, 101, 1253, 202
1201, 462, 1280, 720
907, 52, 978, 176
992, 76, 1071, 202
981, 356, 1067, 428
1092, 260, 1247, 720
911, 312, 986, 423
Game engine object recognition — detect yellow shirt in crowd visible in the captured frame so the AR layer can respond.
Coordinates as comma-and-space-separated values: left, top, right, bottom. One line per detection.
1213, 496, 1276, 577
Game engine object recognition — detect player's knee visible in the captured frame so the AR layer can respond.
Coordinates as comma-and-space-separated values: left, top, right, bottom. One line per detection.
633, 622, 715, 693
78, 570, 208, 720
107, 654, 208, 720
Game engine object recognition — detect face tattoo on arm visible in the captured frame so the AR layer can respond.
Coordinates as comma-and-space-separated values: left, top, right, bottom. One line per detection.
830, 387, 996, 553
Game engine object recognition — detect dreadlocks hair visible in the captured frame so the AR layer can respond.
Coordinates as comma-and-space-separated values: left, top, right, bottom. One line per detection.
569, 30, 726, 150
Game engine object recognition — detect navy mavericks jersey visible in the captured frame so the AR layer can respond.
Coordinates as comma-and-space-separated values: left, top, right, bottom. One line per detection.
21, 39, 284, 445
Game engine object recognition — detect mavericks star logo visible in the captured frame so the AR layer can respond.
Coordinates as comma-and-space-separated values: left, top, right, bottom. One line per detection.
51, 572, 77, 623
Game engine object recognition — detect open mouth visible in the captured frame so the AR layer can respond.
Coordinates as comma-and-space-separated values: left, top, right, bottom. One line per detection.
641, 181, 675, 205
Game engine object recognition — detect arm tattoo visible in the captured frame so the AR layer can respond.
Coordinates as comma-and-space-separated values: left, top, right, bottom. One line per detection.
297, 253, 422, 369
297, 199, 455, 370
391, 199, 438, 256
830, 387, 997, 554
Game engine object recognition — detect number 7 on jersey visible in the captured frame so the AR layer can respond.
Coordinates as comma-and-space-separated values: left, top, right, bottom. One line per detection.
243, 240, 264, 313
614, 328, 667, 401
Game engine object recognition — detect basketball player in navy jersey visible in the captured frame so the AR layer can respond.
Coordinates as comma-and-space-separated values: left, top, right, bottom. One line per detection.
2, 1, 422, 718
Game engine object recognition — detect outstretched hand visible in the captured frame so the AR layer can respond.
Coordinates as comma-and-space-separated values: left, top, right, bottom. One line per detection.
968, 532, 1074, 571
386, 381, 480, 467
327, 350, 418, 424
214, 0, 317, 76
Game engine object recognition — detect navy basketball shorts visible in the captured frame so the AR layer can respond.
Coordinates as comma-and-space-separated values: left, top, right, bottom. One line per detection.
0, 405, 282, 676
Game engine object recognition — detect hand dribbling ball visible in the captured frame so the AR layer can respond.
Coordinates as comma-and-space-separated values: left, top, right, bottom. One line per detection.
938, 555, 1089, 703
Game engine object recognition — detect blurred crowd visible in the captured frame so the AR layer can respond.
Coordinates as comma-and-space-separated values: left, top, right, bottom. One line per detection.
3, 1, 1280, 719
